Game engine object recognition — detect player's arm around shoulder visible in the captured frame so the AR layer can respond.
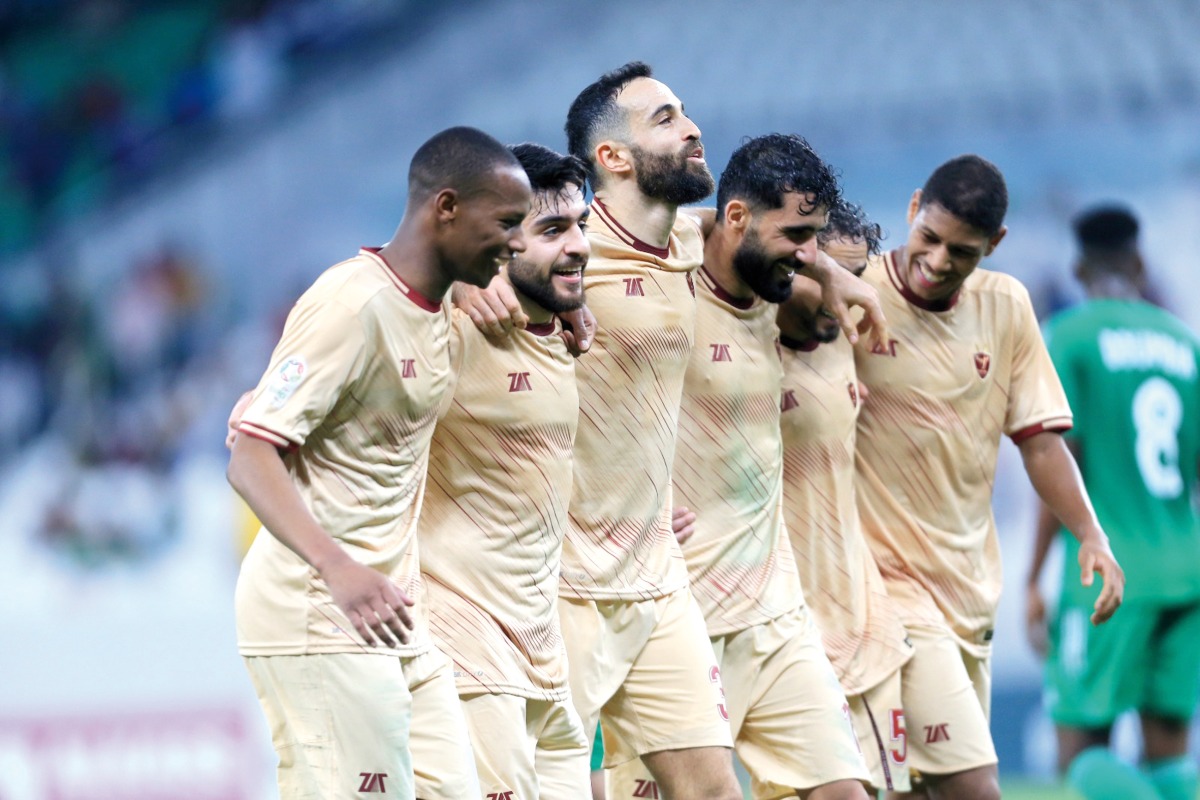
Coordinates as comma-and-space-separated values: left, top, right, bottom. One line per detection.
1017, 430, 1125, 625
806, 250, 889, 349
451, 273, 595, 355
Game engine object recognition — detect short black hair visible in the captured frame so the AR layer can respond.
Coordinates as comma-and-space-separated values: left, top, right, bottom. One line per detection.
565, 61, 653, 187
716, 133, 841, 217
819, 200, 883, 256
1073, 204, 1139, 254
508, 142, 588, 206
919, 155, 1007, 236
408, 126, 522, 202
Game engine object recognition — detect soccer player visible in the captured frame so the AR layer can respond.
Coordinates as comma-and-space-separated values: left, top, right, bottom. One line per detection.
1025, 205, 1200, 800
420, 142, 592, 798
227, 127, 529, 799
852, 155, 1125, 800
555, 61, 742, 799
608, 133, 872, 800
778, 200, 915, 794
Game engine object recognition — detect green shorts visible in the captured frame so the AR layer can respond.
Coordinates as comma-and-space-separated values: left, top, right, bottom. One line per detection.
590, 722, 604, 772
1045, 598, 1200, 727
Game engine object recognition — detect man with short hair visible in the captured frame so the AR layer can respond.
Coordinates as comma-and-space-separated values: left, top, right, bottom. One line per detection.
421, 142, 593, 798
608, 133, 873, 800
1026, 205, 1200, 800
852, 155, 1125, 800
227, 126, 529, 799
556, 61, 743, 800
778, 200, 915, 795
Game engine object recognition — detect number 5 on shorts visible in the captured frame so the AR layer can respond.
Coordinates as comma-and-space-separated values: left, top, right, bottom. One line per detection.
889, 709, 907, 765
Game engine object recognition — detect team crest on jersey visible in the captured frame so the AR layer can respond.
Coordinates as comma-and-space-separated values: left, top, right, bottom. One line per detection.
267, 357, 307, 408
973, 351, 991, 379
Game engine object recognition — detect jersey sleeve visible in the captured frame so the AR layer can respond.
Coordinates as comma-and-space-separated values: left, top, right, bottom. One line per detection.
1004, 284, 1074, 442
238, 291, 369, 449
436, 310, 469, 420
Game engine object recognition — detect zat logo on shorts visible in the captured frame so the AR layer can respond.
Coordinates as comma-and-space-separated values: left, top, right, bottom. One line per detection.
486, 792, 514, 800
267, 357, 307, 408
357, 772, 388, 792
924, 723, 951, 744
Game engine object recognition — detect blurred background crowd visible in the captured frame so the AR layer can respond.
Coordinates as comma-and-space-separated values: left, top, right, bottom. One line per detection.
1, 1, 1197, 797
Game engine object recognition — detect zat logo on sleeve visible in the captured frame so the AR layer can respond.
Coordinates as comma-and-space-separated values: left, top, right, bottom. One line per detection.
268, 357, 307, 408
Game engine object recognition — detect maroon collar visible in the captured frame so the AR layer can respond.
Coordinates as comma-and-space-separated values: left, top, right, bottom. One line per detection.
700, 265, 755, 309
525, 320, 556, 337
591, 198, 671, 258
360, 247, 442, 312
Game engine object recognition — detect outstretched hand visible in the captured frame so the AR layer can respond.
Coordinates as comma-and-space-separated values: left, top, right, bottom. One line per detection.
1079, 534, 1124, 625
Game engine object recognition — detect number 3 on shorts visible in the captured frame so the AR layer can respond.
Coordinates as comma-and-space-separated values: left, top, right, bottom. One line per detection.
709, 666, 729, 722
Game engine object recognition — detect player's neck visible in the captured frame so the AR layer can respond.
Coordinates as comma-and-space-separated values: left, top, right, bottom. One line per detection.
778, 329, 819, 351
378, 225, 453, 302
1084, 274, 1142, 302
593, 184, 677, 250
702, 224, 756, 301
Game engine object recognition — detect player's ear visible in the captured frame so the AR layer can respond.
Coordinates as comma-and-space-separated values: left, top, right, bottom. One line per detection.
434, 188, 459, 224
985, 225, 1007, 256
594, 140, 632, 179
906, 189, 922, 225
723, 199, 750, 232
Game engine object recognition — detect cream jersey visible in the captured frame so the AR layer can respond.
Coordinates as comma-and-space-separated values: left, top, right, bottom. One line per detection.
780, 333, 913, 695
854, 250, 1072, 657
235, 247, 450, 658
558, 199, 701, 600
422, 309, 578, 701
672, 267, 802, 636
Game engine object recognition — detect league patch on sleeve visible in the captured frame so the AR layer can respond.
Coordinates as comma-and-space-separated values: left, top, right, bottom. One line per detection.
267, 357, 307, 408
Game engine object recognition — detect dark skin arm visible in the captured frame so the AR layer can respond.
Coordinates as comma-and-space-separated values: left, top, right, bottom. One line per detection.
1024, 439, 1078, 655
1018, 431, 1123, 625
228, 432, 414, 647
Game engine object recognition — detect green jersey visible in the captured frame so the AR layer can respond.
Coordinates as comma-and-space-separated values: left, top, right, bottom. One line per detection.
1044, 298, 1200, 605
